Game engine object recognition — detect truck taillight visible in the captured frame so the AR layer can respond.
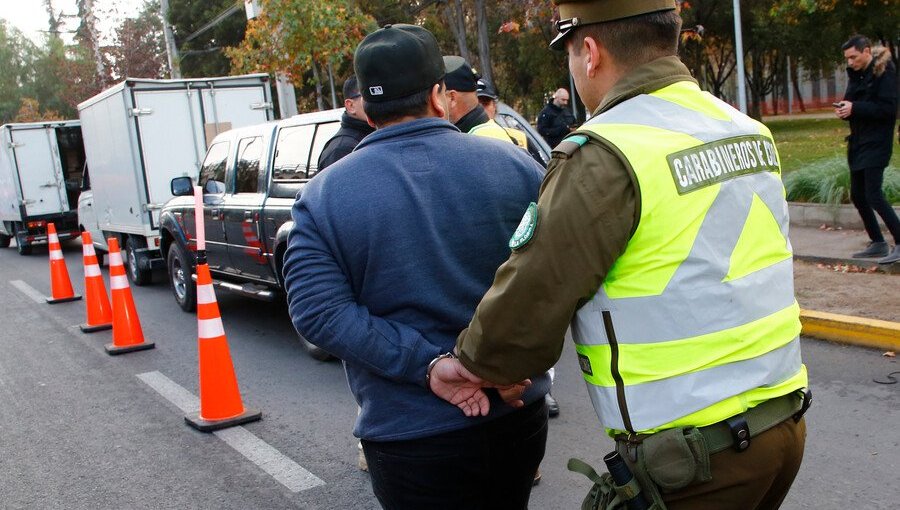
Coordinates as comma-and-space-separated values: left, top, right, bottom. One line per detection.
27, 220, 46, 229
154, 238, 160, 247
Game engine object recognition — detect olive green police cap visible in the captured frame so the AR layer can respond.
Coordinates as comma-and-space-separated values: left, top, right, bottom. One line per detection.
550, 0, 676, 50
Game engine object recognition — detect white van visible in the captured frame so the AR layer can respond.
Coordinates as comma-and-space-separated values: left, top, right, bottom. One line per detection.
77, 74, 274, 284
0, 121, 85, 255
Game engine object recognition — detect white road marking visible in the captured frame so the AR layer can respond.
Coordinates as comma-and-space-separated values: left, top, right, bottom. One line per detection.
136, 371, 325, 493
10, 280, 46, 304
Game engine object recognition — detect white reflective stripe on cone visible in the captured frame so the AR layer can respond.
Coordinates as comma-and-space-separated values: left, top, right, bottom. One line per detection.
84, 264, 102, 277
198, 317, 225, 339
49, 250, 64, 261
110, 274, 129, 290
48, 234, 59, 243
83, 244, 96, 256
108, 252, 123, 267
197, 284, 216, 305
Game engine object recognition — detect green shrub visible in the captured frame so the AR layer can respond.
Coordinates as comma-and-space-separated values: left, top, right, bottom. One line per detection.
782, 157, 900, 205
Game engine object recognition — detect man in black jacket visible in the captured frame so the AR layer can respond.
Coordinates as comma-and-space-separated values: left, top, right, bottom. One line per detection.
836, 35, 899, 264
536, 88, 576, 148
317, 75, 375, 171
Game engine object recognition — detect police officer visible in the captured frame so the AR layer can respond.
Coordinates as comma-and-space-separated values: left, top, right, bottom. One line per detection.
444, 56, 528, 148
430, 2, 810, 509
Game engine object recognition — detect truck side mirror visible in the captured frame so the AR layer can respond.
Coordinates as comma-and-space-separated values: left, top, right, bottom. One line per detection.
171, 176, 194, 196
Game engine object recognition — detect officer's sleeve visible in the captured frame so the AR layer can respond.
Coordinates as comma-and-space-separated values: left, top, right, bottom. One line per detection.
456, 141, 637, 385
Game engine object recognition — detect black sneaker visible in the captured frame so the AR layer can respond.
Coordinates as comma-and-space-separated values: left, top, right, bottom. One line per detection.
853, 241, 889, 258
878, 245, 900, 265
546, 393, 560, 418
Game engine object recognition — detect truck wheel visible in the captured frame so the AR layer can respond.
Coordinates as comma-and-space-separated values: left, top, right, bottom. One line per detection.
0, 232, 9, 248
168, 243, 196, 313
125, 236, 152, 286
298, 333, 334, 361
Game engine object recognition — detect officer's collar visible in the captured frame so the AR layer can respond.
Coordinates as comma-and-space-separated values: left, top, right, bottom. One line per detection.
592, 56, 696, 117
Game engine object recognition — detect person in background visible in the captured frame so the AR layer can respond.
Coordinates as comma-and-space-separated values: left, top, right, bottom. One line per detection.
477, 79, 551, 168
317, 75, 375, 171
284, 24, 550, 509
835, 35, 899, 264
537, 87, 576, 147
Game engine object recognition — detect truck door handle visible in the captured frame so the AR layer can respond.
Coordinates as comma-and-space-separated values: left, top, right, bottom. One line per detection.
210, 209, 221, 220
40, 182, 57, 188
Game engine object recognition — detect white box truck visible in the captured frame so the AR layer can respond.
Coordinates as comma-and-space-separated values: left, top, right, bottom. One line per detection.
0, 120, 86, 255
77, 74, 274, 284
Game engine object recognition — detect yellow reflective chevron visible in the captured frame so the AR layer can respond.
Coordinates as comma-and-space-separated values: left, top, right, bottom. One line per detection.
469, 119, 528, 149
571, 80, 807, 435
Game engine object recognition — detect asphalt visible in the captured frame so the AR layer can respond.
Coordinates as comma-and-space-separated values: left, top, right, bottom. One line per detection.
790, 225, 899, 350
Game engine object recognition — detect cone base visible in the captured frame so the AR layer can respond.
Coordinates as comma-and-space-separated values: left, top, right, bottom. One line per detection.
47, 295, 82, 304
184, 408, 262, 432
105, 341, 155, 355
80, 322, 112, 333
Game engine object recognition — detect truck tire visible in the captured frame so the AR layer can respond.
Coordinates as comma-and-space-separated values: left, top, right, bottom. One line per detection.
0, 232, 9, 248
125, 236, 152, 286
298, 333, 334, 361
168, 243, 196, 313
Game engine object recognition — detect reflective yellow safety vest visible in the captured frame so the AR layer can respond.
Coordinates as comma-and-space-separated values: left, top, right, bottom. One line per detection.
469, 119, 528, 149
571, 80, 807, 435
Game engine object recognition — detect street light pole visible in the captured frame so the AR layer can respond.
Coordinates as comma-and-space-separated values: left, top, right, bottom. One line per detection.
159, 0, 182, 79
732, 0, 747, 113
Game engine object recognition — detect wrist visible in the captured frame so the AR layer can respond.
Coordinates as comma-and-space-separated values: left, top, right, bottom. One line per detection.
425, 352, 456, 390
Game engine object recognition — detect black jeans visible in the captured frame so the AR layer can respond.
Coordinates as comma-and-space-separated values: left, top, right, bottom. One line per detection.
361, 399, 548, 510
850, 166, 900, 244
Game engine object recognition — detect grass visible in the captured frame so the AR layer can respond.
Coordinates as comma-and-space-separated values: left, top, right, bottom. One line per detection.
766, 117, 899, 205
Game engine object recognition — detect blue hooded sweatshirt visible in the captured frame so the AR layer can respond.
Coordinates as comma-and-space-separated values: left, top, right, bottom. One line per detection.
283, 117, 550, 441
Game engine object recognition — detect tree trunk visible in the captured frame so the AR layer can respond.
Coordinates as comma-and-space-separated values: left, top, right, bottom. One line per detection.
311, 60, 325, 111
79, 0, 106, 84
474, 0, 493, 86
445, 0, 469, 61
790, 63, 806, 113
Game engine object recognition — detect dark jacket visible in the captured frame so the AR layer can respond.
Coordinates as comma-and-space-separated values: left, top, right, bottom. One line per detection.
537, 100, 576, 148
843, 46, 897, 171
283, 117, 550, 441
316, 113, 375, 171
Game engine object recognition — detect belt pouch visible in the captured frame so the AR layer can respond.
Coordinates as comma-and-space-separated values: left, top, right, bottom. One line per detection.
639, 427, 712, 492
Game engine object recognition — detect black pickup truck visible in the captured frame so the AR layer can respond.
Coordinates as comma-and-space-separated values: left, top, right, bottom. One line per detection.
158, 109, 343, 360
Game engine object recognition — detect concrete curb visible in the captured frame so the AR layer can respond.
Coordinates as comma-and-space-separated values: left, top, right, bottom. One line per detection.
800, 310, 900, 351
794, 254, 900, 275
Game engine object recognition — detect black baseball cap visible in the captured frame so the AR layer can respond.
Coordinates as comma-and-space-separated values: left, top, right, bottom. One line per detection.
443, 56, 479, 92
476, 78, 499, 100
354, 24, 446, 103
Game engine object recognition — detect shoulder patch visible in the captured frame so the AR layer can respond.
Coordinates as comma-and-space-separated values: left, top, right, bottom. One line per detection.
509, 202, 538, 251
552, 134, 589, 158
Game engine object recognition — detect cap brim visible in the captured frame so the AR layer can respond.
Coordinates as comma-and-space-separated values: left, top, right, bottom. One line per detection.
549, 29, 571, 51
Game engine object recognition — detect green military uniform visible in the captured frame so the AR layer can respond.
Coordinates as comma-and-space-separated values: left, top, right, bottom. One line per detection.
454, 2, 808, 508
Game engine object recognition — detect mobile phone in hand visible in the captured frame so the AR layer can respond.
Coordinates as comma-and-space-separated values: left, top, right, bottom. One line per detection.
832, 102, 843, 108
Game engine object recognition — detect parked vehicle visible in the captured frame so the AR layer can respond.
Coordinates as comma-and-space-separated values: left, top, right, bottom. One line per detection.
77, 74, 274, 284
495, 101, 553, 166
160, 108, 342, 359
159, 102, 547, 359
0, 121, 85, 255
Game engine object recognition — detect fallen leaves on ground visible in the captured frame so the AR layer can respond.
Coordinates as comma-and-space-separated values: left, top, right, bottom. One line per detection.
815, 263, 879, 273
883, 351, 896, 358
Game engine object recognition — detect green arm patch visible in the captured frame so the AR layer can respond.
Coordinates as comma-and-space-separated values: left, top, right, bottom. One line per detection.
509, 202, 538, 251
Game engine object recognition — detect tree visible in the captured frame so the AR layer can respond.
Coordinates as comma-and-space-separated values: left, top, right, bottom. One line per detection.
12, 97, 62, 122
0, 22, 39, 123
167, 0, 248, 78
227, 0, 375, 111
107, 1, 168, 79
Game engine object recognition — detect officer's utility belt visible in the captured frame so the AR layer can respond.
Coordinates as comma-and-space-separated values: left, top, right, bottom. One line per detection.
568, 389, 812, 510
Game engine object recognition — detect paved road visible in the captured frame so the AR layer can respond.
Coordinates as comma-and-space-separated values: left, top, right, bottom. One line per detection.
0, 241, 897, 509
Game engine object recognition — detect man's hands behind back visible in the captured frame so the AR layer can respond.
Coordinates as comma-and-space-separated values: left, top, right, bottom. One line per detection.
428, 358, 531, 417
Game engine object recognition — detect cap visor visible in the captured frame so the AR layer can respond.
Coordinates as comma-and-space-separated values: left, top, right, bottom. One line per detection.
549, 29, 570, 51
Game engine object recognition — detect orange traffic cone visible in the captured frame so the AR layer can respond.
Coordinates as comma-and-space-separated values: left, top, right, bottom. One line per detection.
185, 262, 261, 431
104, 237, 155, 355
80, 232, 112, 332
46, 223, 82, 304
